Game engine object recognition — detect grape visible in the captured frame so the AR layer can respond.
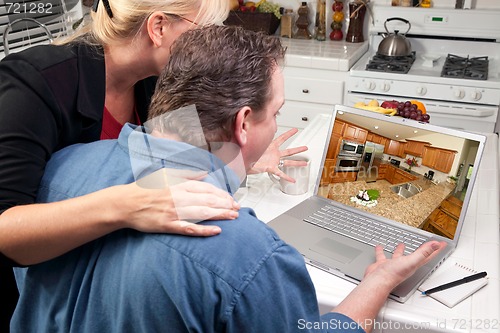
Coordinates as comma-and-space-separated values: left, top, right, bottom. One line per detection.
416, 115, 423, 121
403, 106, 410, 113
422, 114, 430, 121
404, 101, 411, 107
410, 111, 418, 119
416, 109, 422, 116
411, 103, 418, 109
403, 110, 410, 118
398, 102, 404, 111
410, 105, 417, 111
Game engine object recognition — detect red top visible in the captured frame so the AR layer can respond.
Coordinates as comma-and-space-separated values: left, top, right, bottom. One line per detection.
100, 106, 142, 140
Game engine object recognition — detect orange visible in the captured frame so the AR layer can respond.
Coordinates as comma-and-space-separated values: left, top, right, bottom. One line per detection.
410, 100, 426, 114
333, 11, 344, 22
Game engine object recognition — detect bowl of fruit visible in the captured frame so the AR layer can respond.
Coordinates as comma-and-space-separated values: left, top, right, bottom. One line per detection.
382, 100, 430, 123
225, 0, 281, 35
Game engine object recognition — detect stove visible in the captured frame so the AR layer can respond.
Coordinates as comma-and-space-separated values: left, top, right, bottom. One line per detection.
366, 52, 416, 74
347, 6, 500, 133
440, 54, 488, 80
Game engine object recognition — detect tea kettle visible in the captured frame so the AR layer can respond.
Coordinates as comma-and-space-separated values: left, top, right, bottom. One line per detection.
377, 17, 412, 57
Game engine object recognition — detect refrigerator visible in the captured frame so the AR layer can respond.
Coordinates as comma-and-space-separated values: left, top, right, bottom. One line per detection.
357, 142, 385, 183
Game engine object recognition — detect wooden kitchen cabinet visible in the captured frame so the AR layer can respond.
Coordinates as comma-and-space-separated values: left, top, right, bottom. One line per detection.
385, 140, 406, 158
422, 146, 457, 173
392, 168, 417, 184
367, 132, 388, 146
325, 132, 342, 159
321, 159, 337, 185
385, 164, 396, 183
404, 140, 430, 157
422, 195, 462, 239
333, 120, 345, 136
343, 123, 368, 143
377, 164, 387, 180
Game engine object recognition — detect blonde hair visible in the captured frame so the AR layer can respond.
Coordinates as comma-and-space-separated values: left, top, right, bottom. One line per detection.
58, 0, 229, 46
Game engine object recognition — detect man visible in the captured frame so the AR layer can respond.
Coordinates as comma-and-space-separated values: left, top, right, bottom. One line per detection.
12, 26, 445, 333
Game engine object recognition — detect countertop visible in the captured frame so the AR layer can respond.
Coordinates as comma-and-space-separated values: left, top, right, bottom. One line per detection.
280, 38, 369, 71
237, 113, 500, 333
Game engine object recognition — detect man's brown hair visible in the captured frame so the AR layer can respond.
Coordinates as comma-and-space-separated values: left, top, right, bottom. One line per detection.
147, 25, 285, 148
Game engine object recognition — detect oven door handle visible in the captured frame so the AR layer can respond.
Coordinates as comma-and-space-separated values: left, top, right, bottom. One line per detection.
425, 105, 496, 118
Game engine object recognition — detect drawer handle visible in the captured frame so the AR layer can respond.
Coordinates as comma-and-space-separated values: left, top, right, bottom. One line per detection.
302, 89, 309, 94
301, 117, 308, 121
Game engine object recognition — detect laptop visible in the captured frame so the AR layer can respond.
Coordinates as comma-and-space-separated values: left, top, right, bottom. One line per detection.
268, 104, 486, 303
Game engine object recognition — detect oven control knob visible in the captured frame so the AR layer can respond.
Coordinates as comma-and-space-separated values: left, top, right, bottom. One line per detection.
454, 89, 465, 99
416, 86, 427, 96
380, 82, 391, 92
471, 90, 482, 101
365, 81, 376, 91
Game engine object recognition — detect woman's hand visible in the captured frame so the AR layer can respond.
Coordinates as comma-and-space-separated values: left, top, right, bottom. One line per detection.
249, 128, 308, 182
116, 169, 240, 237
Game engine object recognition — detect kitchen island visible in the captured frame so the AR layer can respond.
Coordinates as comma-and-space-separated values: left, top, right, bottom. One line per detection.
325, 177, 455, 229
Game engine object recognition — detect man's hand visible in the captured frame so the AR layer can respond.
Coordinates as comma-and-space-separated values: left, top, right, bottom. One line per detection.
249, 128, 308, 182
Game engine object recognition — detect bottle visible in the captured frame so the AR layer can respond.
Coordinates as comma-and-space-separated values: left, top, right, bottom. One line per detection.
280, 9, 294, 38
315, 0, 326, 41
295, 2, 311, 39
346, 1, 366, 43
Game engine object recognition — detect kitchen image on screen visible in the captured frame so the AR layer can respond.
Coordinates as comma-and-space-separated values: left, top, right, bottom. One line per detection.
318, 112, 481, 240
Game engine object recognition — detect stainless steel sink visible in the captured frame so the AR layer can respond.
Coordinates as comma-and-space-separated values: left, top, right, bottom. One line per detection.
390, 182, 422, 198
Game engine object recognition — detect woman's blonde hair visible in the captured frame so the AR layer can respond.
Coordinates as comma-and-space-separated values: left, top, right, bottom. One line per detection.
58, 0, 229, 46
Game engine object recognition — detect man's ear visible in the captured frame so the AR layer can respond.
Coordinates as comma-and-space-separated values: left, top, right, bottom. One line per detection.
146, 12, 168, 48
233, 107, 252, 147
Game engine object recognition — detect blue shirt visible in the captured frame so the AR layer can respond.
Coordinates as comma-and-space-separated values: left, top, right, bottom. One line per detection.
12, 124, 364, 333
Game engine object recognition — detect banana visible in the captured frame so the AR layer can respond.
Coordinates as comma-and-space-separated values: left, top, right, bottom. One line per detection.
353, 103, 396, 116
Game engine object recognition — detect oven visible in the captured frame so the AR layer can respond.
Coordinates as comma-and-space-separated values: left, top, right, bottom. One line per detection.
339, 139, 365, 157
336, 155, 362, 172
346, 6, 500, 133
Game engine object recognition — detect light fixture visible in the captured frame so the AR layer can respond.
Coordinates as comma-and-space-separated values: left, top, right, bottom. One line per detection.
374, 126, 379, 129
413, 130, 418, 133
395, 135, 399, 138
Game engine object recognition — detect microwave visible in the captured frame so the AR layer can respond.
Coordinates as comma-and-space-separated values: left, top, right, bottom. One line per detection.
339, 140, 364, 157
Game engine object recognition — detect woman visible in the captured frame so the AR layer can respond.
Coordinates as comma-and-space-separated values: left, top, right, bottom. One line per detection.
0, 0, 306, 328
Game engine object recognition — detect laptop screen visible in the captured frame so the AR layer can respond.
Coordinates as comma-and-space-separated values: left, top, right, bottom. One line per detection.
317, 106, 485, 242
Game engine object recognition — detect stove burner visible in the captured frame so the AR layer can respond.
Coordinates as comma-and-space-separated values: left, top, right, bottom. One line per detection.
365, 52, 416, 74
441, 54, 488, 80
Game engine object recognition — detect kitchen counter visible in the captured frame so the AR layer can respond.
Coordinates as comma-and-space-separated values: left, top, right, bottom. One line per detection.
280, 38, 369, 71
238, 113, 499, 332
326, 178, 455, 228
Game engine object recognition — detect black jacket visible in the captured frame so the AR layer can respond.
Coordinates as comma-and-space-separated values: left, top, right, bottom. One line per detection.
0, 43, 157, 265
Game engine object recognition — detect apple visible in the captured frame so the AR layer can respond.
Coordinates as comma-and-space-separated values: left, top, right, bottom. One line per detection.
381, 100, 399, 109
330, 29, 343, 41
332, 1, 344, 12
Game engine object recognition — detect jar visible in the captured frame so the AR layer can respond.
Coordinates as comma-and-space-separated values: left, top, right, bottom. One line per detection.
295, 2, 311, 39
315, 0, 326, 41
346, 1, 366, 43
280, 9, 294, 38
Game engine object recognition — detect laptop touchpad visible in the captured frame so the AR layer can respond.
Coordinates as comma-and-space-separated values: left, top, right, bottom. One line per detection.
310, 238, 362, 264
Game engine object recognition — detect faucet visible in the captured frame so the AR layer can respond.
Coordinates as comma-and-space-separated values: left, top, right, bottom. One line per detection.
410, 182, 422, 192
3, 18, 54, 56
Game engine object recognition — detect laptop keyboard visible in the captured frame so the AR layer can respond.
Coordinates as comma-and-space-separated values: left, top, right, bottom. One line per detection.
304, 205, 428, 255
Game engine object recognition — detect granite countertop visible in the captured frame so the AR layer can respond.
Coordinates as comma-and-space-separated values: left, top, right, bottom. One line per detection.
280, 38, 369, 71
327, 178, 455, 228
